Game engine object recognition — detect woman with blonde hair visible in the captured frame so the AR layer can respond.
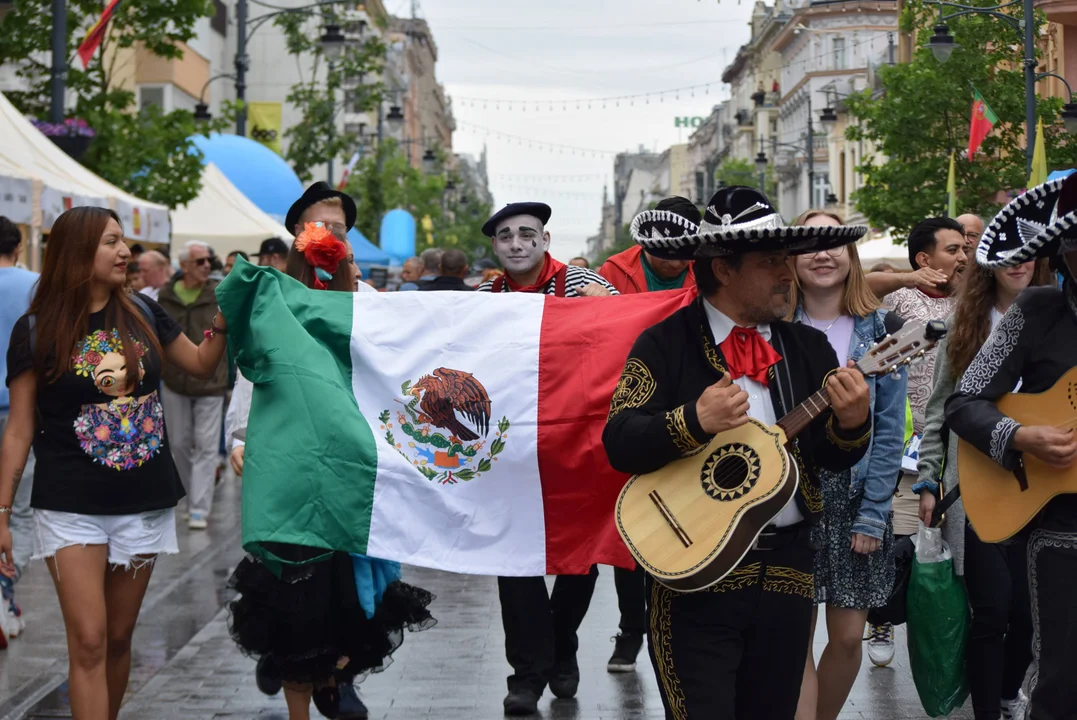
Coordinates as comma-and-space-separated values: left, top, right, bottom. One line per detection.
791, 210, 908, 720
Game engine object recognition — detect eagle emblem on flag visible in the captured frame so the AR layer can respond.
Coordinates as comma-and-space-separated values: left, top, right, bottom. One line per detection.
379, 368, 510, 484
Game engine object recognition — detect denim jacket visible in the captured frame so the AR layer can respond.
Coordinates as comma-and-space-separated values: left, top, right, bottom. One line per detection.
792, 307, 908, 539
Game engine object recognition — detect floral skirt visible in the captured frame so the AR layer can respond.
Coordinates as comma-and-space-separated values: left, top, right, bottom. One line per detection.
228, 544, 435, 684
812, 469, 895, 609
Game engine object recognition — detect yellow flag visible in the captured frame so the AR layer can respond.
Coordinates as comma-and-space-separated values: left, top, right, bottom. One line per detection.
1029, 116, 1047, 188
248, 102, 283, 154
947, 151, 956, 218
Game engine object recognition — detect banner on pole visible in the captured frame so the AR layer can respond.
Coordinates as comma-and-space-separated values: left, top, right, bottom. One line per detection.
248, 102, 283, 154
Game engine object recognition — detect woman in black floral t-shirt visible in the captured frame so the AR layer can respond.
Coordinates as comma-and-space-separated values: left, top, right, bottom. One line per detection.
0, 207, 228, 720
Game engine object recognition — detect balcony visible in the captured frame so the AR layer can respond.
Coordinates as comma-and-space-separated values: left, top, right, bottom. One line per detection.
1036, 0, 1077, 24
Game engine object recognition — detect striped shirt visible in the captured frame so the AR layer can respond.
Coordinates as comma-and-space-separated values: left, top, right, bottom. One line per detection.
476, 265, 620, 297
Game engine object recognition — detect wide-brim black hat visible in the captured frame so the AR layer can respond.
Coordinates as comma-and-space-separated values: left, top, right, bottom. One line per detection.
482, 202, 552, 238
631, 186, 867, 261
978, 176, 1077, 268
285, 182, 357, 236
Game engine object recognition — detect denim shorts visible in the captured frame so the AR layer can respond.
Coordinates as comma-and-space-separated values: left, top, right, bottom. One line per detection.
32, 508, 179, 570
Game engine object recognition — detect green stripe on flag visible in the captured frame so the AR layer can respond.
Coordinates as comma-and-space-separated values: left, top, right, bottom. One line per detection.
217, 259, 378, 567
972, 87, 999, 125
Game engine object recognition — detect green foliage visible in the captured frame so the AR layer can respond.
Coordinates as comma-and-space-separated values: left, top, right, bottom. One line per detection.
273, 11, 385, 182
716, 157, 776, 197
846, 0, 1077, 235
0, 0, 233, 209
344, 140, 493, 262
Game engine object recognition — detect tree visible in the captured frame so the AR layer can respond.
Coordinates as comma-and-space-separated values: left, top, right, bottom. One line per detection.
716, 158, 776, 198
846, 0, 1077, 234
273, 12, 385, 182
0, 0, 235, 208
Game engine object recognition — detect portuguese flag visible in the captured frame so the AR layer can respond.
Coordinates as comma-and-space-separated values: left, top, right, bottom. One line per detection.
217, 260, 695, 576
968, 87, 998, 161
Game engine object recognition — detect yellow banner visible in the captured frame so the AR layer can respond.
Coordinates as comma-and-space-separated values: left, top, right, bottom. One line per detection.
248, 102, 282, 154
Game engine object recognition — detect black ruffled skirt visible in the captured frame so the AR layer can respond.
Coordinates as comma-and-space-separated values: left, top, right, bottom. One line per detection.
227, 543, 435, 684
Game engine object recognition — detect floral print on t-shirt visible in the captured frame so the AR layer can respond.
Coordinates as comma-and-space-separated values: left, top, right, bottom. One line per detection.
70, 328, 165, 471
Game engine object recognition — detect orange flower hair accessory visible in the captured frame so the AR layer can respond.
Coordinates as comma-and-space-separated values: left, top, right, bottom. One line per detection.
295, 221, 348, 289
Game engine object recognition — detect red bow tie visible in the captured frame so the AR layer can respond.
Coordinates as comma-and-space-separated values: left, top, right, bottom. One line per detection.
719, 327, 782, 385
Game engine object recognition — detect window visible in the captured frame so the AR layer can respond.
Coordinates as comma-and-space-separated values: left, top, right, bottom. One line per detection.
833, 38, 847, 70
211, 0, 227, 36
812, 172, 831, 209
138, 86, 165, 111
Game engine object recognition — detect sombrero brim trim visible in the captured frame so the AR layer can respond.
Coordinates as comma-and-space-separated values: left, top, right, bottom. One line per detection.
634, 224, 868, 259
978, 179, 1065, 268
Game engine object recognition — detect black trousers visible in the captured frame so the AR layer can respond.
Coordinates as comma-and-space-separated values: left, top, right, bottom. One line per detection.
646, 542, 814, 720
963, 522, 1033, 719
498, 567, 599, 694
1028, 524, 1077, 720
613, 564, 648, 634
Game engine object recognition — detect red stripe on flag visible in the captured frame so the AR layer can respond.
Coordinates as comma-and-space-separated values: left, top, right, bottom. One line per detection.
536, 287, 697, 575
77, 0, 122, 69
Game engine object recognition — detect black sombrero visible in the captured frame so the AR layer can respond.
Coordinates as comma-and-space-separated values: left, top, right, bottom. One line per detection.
285, 182, 357, 237
979, 175, 1077, 268
631, 187, 867, 261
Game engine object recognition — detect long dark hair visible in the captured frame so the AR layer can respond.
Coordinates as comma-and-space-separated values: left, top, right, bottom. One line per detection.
28, 207, 162, 387
284, 228, 356, 292
945, 258, 1053, 377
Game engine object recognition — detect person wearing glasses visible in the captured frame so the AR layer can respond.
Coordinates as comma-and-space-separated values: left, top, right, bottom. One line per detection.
956, 214, 985, 252
787, 211, 908, 720
157, 240, 230, 530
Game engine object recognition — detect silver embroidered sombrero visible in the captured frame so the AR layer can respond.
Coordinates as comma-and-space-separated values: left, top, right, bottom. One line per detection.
977, 178, 1067, 268
631, 186, 867, 260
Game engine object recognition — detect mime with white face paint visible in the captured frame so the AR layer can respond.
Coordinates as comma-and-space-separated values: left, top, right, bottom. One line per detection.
477, 201, 618, 297
475, 202, 616, 716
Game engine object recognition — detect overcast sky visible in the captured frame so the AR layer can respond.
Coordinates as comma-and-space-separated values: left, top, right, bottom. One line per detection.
409, 0, 757, 261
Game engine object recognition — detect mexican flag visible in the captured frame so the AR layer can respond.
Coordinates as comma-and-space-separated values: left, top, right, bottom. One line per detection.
967, 88, 998, 161
217, 260, 695, 576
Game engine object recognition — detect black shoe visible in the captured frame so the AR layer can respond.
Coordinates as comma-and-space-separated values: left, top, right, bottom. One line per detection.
312, 684, 341, 719
255, 655, 282, 696
548, 657, 580, 699
607, 631, 644, 673
337, 683, 369, 720
503, 689, 540, 716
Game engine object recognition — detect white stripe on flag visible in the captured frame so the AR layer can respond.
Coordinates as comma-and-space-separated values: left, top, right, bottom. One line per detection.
350, 292, 548, 575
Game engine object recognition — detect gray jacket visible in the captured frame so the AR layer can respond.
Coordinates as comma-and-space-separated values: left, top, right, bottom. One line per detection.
916, 336, 966, 575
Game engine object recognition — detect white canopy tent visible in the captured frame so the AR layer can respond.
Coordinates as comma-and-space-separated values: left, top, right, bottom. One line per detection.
856, 231, 912, 271
171, 163, 291, 258
0, 91, 170, 252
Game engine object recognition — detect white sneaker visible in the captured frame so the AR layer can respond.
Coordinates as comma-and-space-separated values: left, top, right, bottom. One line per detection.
0, 605, 21, 639
1001, 689, 1028, 720
866, 623, 895, 667
188, 512, 208, 530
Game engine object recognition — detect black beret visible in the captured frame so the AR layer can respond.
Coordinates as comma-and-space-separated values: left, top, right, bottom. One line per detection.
481, 202, 552, 238
285, 182, 358, 237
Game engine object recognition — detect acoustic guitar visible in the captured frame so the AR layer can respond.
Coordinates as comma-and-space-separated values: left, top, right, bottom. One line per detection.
958, 365, 1077, 543
616, 320, 947, 592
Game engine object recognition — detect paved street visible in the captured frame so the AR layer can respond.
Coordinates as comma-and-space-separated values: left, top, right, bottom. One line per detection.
0, 475, 972, 720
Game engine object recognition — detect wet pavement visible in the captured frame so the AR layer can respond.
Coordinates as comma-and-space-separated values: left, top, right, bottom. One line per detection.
2, 473, 974, 719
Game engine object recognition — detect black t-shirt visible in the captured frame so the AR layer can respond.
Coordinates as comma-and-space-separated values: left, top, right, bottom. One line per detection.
5, 294, 187, 515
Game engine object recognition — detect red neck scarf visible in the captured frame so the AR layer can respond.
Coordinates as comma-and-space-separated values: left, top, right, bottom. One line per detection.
719, 326, 783, 385
503, 252, 567, 293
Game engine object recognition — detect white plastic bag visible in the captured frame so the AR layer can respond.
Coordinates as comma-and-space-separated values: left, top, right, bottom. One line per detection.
911, 520, 952, 564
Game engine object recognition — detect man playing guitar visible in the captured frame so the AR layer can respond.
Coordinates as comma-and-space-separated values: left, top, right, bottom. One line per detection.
603, 187, 872, 719
946, 176, 1077, 720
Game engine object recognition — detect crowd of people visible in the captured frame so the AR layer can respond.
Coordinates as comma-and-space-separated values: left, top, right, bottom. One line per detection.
0, 173, 1074, 720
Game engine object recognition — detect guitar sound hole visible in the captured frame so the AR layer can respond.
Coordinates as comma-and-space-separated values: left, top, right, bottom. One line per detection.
701, 443, 762, 502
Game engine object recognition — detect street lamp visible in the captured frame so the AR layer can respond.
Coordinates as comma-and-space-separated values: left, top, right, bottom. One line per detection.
421, 148, 438, 175
192, 73, 237, 124
386, 105, 405, 132
819, 105, 839, 127
755, 137, 769, 191
320, 24, 347, 62
927, 24, 959, 63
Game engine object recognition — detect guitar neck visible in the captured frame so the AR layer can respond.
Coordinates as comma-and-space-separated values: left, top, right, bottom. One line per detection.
775, 387, 832, 440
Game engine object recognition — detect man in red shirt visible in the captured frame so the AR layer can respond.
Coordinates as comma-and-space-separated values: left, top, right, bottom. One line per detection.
599, 196, 699, 295
595, 196, 700, 675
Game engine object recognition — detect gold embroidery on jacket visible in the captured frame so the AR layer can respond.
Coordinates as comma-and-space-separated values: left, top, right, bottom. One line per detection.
791, 440, 823, 513
608, 358, 657, 419
826, 414, 871, 450
666, 405, 701, 454
649, 581, 688, 720
763, 565, 815, 598
707, 561, 761, 593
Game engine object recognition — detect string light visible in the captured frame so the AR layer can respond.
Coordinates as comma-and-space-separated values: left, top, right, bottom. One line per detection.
453, 82, 723, 112
456, 120, 620, 156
